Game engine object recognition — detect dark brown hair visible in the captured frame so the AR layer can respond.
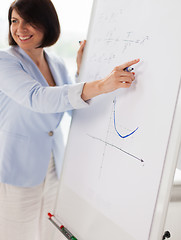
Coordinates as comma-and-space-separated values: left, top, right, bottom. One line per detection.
8, 0, 61, 48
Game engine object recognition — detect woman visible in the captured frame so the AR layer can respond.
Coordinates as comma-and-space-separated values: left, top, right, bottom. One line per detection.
0, 0, 139, 239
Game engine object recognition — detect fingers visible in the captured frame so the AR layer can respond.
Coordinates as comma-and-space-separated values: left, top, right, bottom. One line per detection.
119, 71, 135, 81
112, 68, 135, 83
119, 82, 132, 88
76, 40, 86, 74
117, 58, 140, 71
77, 40, 86, 60
78, 40, 86, 53
79, 40, 86, 45
111, 59, 140, 88
119, 76, 135, 86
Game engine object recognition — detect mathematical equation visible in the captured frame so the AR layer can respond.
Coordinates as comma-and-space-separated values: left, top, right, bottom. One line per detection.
122, 32, 149, 53
89, 31, 150, 65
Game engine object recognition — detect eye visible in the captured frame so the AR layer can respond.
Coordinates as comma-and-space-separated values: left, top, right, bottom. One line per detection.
11, 19, 18, 24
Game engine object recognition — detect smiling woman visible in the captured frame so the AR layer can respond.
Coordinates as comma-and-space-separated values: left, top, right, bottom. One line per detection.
8, 0, 60, 48
10, 10, 44, 50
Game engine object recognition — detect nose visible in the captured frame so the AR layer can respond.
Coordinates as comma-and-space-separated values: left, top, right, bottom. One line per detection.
18, 21, 28, 33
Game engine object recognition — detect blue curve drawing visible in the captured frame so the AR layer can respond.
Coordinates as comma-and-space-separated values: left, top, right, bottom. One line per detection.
113, 97, 138, 138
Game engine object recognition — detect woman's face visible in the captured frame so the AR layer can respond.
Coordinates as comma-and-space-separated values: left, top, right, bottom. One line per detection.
10, 9, 44, 52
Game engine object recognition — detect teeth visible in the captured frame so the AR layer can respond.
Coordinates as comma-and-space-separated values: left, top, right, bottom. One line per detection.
19, 36, 31, 40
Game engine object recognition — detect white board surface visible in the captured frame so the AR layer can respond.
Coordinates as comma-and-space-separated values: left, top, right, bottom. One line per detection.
55, 0, 181, 239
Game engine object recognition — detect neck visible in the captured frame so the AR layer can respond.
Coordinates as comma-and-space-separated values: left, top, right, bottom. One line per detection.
24, 48, 45, 67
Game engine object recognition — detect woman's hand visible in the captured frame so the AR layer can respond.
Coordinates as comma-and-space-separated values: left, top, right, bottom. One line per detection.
76, 40, 86, 75
81, 59, 140, 101
100, 59, 140, 93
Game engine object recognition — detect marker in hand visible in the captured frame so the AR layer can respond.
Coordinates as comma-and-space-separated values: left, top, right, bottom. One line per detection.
122, 58, 140, 73
124, 66, 134, 72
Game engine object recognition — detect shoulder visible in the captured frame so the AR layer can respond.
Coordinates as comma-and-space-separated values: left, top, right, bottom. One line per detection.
0, 48, 14, 59
0, 48, 22, 73
0, 47, 22, 63
0, 47, 34, 76
0, 47, 28, 75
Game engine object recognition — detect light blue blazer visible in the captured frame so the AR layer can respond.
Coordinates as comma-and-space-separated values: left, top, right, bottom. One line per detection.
0, 46, 88, 187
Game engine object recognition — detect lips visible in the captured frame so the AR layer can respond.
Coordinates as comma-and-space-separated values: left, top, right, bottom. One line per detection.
18, 35, 33, 41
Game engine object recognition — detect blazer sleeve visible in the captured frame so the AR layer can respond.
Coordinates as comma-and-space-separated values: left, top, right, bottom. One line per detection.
0, 51, 89, 113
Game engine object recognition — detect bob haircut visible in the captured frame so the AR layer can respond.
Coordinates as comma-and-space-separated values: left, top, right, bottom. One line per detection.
8, 0, 61, 48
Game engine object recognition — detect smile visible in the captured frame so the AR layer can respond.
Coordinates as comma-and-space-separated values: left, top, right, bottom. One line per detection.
18, 35, 33, 41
